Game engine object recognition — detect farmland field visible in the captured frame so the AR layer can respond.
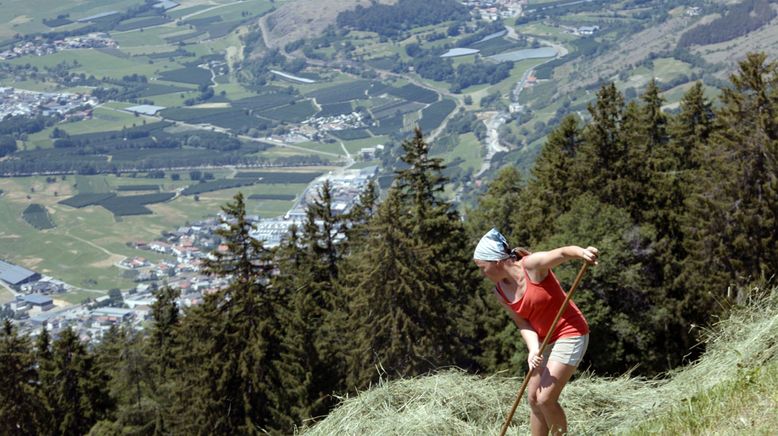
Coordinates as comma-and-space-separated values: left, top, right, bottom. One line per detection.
22, 204, 56, 229
307, 81, 372, 104
330, 129, 371, 140
0, 170, 326, 290
258, 101, 318, 123
419, 99, 457, 132
158, 67, 213, 87
387, 84, 439, 104
317, 102, 354, 117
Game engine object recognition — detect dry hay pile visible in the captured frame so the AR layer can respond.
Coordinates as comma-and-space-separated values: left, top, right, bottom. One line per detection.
303, 288, 778, 435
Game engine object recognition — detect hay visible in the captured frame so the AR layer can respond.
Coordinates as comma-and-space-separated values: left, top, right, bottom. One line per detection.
303, 289, 778, 435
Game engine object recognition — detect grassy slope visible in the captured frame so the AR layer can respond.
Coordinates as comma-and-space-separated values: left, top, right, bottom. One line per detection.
302, 290, 778, 435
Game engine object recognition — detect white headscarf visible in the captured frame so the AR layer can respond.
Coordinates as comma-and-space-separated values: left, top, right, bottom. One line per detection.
473, 228, 511, 261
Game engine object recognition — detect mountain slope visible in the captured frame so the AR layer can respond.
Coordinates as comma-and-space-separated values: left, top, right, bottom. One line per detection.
302, 289, 778, 435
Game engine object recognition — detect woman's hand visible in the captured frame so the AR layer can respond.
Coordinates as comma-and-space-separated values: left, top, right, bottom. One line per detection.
527, 348, 542, 371
581, 246, 599, 265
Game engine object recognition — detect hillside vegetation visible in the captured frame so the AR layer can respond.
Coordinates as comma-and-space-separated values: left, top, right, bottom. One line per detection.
304, 289, 778, 435
3, 49, 778, 434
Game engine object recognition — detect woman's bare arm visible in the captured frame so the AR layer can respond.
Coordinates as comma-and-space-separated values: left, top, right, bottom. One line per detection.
522, 246, 598, 278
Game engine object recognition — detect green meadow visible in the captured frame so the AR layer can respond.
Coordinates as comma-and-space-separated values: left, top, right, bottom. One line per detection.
0, 170, 329, 293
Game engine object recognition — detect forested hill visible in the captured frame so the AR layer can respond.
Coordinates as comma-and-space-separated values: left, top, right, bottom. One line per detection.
2, 53, 778, 434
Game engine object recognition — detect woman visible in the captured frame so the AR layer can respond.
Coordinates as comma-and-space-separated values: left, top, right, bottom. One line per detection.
473, 228, 598, 436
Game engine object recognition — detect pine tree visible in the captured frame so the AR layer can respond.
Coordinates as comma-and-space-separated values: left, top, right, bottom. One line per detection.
47, 327, 113, 435
518, 115, 581, 244
273, 225, 330, 428
393, 128, 480, 369
172, 192, 285, 434
467, 165, 524, 243
0, 320, 42, 435
684, 52, 778, 298
577, 83, 626, 204
343, 189, 446, 387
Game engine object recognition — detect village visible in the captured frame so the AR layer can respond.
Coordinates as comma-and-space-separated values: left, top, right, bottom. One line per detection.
0, 33, 119, 61
0, 87, 96, 119
0, 166, 378, 343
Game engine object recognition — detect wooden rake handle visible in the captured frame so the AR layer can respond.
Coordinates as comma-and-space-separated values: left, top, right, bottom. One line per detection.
498, 262, 589, 436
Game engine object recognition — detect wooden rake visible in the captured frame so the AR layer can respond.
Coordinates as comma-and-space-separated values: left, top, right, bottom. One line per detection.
498, 262, 590, 436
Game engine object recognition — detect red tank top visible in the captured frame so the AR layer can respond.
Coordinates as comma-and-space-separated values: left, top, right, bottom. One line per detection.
496, 259, 589, 342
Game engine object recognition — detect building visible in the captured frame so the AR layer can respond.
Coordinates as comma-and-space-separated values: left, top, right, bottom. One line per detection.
22, 294, 54, 311
577, 25, 600, 36
91, 307, 134, 323
0, 259, 40, 288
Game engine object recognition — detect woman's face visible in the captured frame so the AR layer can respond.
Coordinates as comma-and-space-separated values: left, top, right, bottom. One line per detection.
474, 259, 503, 283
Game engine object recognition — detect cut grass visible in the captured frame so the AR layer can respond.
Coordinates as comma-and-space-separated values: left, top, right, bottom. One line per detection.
302, 290, 778, 435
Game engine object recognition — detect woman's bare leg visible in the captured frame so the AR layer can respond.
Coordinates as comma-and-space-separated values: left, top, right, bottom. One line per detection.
536, 361, 577, 435
526, 362, 549, 436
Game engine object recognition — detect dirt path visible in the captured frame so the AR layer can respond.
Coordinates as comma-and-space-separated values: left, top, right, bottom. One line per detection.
64, 232, 127, 263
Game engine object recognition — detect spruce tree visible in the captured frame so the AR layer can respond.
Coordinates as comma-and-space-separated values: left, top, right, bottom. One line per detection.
343, 189, 446, 387
150, 285, 180, 378
518, 115, 581, 244
35, 325, 55, 433
47, 327, 113, 435
273, 225, 330, 428
577, 83, 626, 204
0, 320, 42, 435
393, 128, 480, 369
684, 52, 778, 298
172, 192, 285, 434
344, 180, 379, 246
669, 82, 714, 169
467, 165, 524, 243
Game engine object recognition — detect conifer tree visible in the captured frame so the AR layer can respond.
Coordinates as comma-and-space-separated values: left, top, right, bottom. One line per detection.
0, 320, 42, 435
47, 327, 113, 435
537, 194, 663, 373
684, 52, 778, 298
463, 166, 528, 372
344, 189, 447, 387
658, 83, 713, 306
467, 165, 524, 243
393, 128, 480, 368
150, 286, 180, 377
172, 192, 285, 434
95, 329, 157, 434
641, 79, 669, 152
344, 180, 379, 246
577, 83, 626, 204
35, 325, 55, 433
669, 82, 713, 169
273, 225, 331, 427
518, 115, 581, 244
643, 83, 715, 355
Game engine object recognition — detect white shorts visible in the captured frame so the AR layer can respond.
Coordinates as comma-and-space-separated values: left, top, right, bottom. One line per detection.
541, 334, 589, 367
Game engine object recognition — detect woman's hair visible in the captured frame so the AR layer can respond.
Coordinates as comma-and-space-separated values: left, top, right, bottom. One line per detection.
509, 247, 531, 260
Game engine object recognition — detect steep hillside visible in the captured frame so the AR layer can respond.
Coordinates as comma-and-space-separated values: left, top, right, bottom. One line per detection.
302, 289, 778, 435
259, 0, 397, 50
